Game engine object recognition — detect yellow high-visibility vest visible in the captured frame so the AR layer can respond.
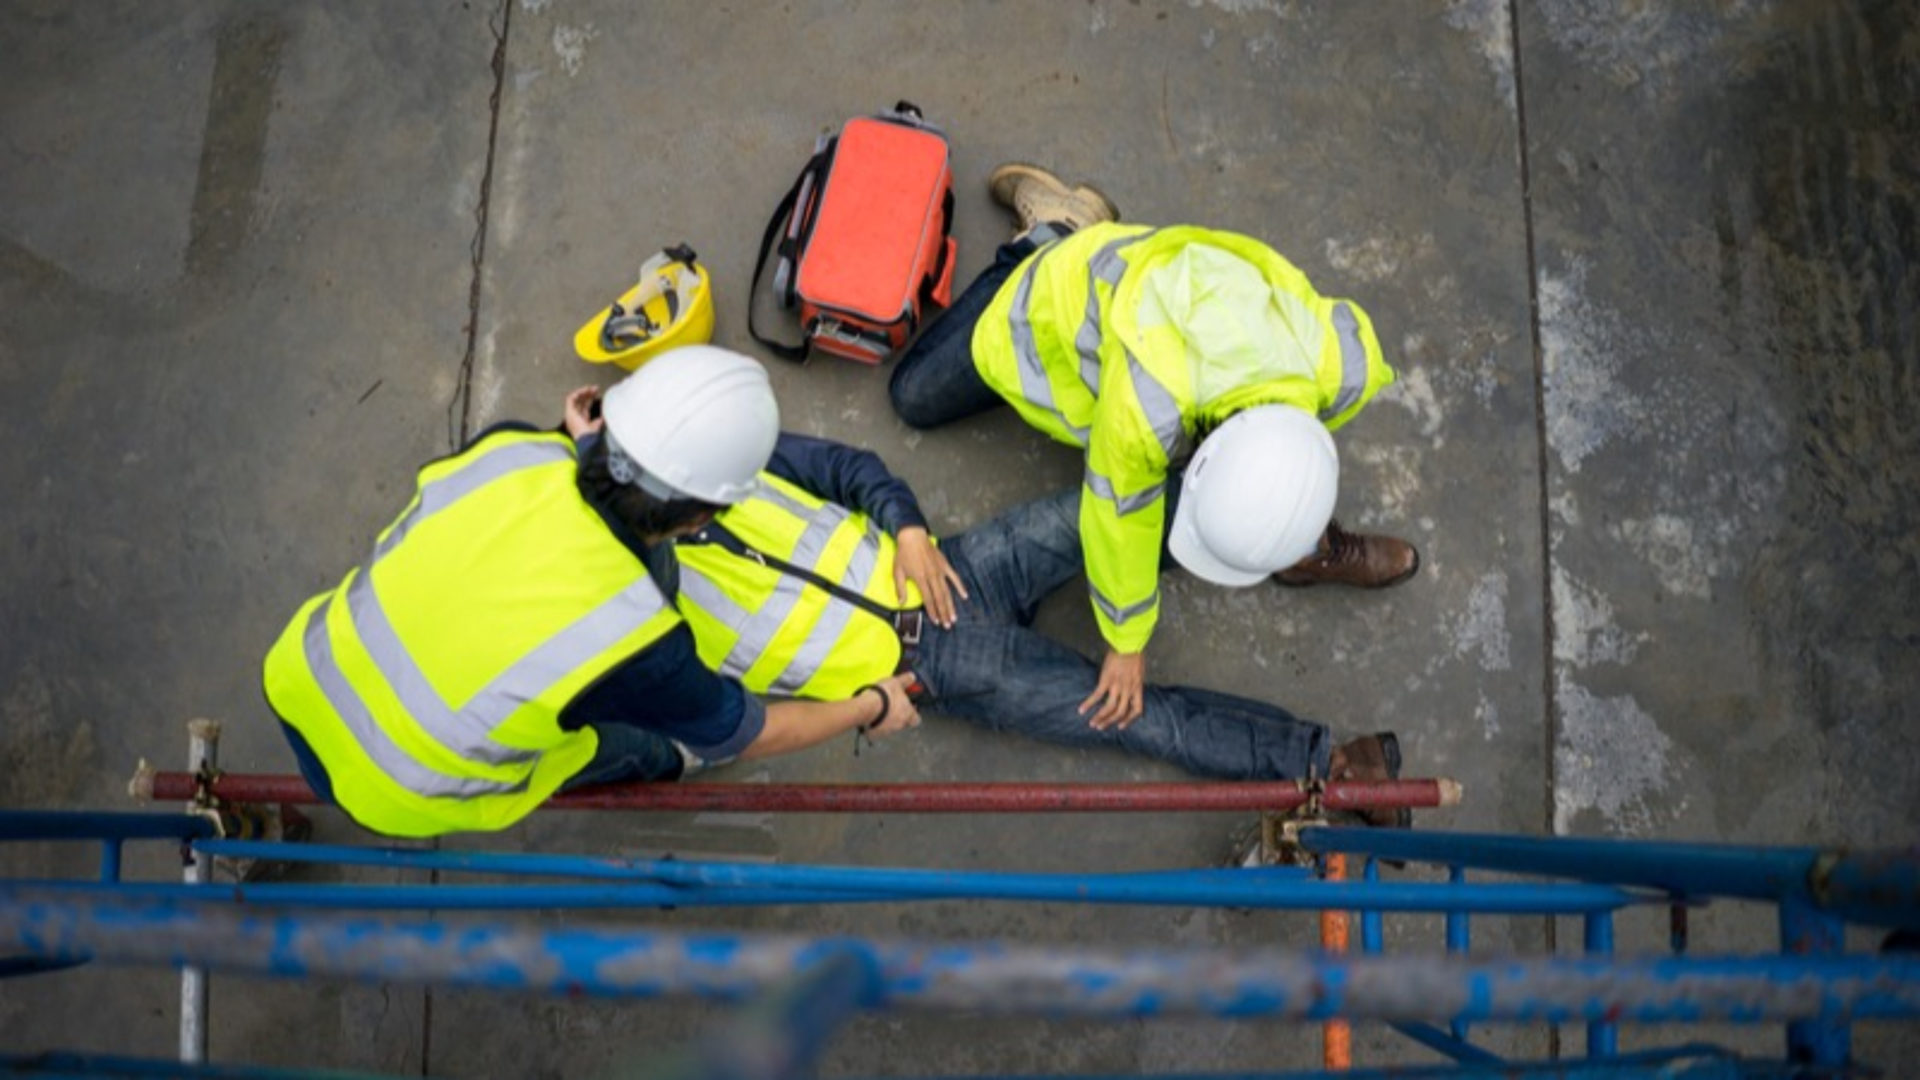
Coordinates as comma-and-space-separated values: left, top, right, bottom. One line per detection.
674, 472, 919, 700
262, 430, 683, 837
971, 223, 1395, 652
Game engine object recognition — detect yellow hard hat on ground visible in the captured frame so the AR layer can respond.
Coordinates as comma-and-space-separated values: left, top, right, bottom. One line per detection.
574, 244, 715, 371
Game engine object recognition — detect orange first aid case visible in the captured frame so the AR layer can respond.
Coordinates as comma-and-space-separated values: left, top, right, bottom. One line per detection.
751, 103, 956, 365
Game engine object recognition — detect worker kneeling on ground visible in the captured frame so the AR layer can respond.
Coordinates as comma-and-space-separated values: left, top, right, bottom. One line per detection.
657, 428, 1405, 822
262, 346, 920, 838
889, 164, 1419, 732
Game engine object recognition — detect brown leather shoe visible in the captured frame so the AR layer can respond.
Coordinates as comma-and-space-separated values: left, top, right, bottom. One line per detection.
987, 162, 1120, 236
1275, 520, 1419, 589
1329, 732, 1409, 829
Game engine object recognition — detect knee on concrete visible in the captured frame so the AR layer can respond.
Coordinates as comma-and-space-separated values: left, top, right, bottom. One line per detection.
886, 373, 944, 430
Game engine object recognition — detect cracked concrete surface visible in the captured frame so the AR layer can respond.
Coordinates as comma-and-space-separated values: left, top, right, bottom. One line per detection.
2, 0, 1915, 1073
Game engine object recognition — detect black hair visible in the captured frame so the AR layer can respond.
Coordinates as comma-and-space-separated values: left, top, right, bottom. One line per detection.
575, 435, 722, 538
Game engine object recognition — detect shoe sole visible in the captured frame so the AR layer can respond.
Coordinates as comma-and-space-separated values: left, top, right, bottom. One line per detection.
1071, 183, 1121, 221
1274, 546, 1421, 590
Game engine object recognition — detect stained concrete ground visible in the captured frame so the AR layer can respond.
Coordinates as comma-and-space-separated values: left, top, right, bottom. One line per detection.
1, 0, 1915, 1075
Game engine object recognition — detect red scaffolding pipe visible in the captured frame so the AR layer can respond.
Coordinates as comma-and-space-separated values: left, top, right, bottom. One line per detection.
136, 770, 1462, 813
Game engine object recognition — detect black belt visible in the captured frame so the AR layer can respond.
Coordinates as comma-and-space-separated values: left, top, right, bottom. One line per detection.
893, 609, 925, 674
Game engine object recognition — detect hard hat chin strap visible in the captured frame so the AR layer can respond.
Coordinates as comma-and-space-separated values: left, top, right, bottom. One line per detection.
604, 431, 684, 501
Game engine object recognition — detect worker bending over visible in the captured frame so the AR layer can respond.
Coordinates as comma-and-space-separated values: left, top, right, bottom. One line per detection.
657, 429, 1405, 812
262, 347, 919, 838
889, 165, 1418, 730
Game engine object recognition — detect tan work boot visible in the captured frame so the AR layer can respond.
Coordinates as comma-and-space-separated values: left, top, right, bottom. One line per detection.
1275, 520, 1420, 589
988, 162, 1120, 236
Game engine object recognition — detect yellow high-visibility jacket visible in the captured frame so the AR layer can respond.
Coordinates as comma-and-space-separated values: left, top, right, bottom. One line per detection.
972, 224, 1394, 652
675, 472, 919, 699
262, 430, 683, 837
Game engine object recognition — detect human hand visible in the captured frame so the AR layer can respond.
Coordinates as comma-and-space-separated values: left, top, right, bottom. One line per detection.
563, 385, 604, 439
893, 526, 968, 628
862, 672, 924, 738
1079, 649, 1146, 730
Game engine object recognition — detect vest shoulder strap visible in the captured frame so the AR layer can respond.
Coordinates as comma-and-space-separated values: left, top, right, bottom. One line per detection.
683, 523, 899, 623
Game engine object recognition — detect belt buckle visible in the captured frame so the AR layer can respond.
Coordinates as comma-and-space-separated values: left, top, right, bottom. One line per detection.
896, 609, 924, 646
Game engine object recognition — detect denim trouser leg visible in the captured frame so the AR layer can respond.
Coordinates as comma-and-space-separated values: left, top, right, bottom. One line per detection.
941, 488, 1087, 626
913, 618, 1329, 780
889, 235, 1044, 429
560, 722, 686, 791
920, 490, 1331, 780
939, 482, 1186, 628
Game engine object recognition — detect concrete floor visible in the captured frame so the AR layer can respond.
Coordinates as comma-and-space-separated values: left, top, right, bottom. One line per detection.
2, 0, 1915, 1074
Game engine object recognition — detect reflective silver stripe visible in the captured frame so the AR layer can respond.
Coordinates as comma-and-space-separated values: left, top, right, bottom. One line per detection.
1087, 231, 1151, 287
1125, 349, 1187, 461
459, 578, 674, 735
344, 436, 673, 778
789, 502, 853, 567
676, 569, 755, 628
768, 527, 882, 693
719, 574, 806, 679
345, 572, 537, 767
842, 528, 883, 590
1073, 287, 1104, 399
1085, 230, 1189, 459
1321, 301, 1370, 421
1008, 255, 1091, 443
1075, 341, 1102, 397
687, 512, 890, 693
301, 600, 524, 799
1075, 230, 1161, 397
678, 567, 776, 681
1090, 584, 1159, 627
751, 478, 816, 520
712, 506, 847, 679
1083, 465, 1165, 517
375, 440, 573, 561
773, 604, 853, 693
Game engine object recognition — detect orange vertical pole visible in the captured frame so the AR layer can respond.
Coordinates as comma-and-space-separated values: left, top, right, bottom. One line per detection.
1320, 851, 1351, 1070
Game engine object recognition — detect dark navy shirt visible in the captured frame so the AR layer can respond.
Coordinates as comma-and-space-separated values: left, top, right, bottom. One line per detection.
764, 431, 928, 535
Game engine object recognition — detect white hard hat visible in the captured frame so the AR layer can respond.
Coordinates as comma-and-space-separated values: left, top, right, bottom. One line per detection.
1168, 404, 1338, 587
599, 344, 779, 504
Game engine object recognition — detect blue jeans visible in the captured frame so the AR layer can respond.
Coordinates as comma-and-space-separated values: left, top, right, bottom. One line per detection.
915, 490, 1331, 780
889, 233, 1045, 428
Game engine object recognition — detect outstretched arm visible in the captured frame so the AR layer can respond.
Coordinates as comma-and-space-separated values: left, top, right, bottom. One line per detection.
742, 672, 922, 760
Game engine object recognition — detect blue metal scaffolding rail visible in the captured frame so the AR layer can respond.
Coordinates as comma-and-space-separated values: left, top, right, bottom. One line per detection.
3, 773, 1917, 1078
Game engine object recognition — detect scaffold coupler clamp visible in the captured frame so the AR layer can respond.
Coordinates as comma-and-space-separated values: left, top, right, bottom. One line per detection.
1271, 774, 1331, 868
187, 758, 233, 840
